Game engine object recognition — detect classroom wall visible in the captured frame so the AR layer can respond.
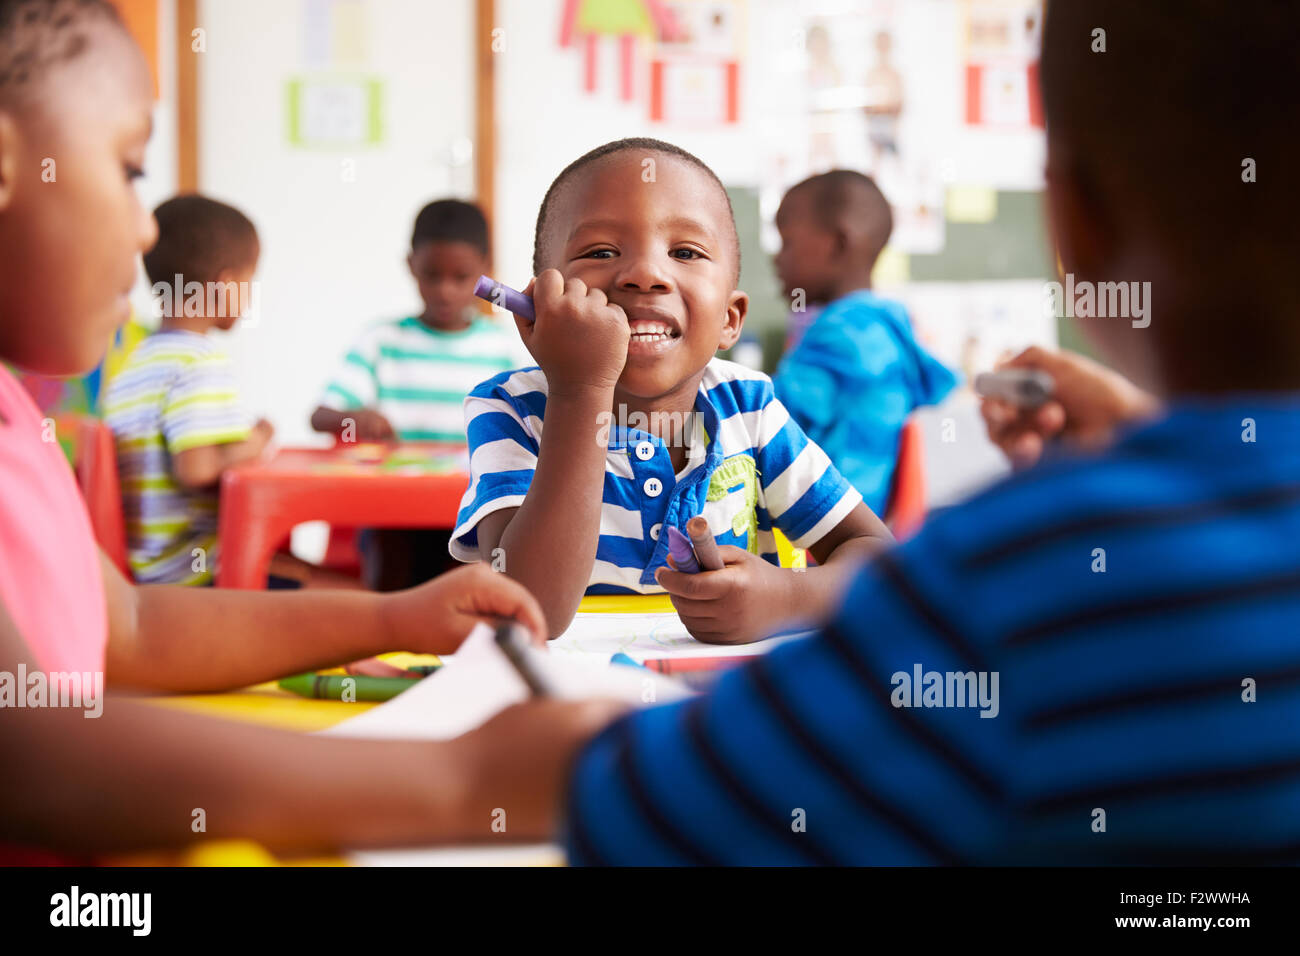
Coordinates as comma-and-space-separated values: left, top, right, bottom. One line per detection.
176, 0, 1050, 530
192, 0, 478, 446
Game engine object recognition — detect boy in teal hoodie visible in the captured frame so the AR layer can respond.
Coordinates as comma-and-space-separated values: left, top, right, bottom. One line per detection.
772, 170, 956, 515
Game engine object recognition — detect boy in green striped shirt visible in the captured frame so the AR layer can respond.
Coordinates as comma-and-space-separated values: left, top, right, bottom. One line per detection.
103, 196, 272, 585
311, 200, 520, 443
311, 200, 520, 589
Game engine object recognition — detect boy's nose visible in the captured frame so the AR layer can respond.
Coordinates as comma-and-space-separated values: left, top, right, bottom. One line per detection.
616, 255, 672, 293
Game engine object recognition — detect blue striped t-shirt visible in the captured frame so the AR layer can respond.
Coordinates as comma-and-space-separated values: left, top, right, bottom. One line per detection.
564, 396, 1300, 864
450, 358, 864, 594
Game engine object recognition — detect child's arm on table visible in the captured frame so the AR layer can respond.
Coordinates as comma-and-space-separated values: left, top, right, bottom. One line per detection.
473, 270, 630, 639
0, 596, 622, 855
655, 503, 890, 644
104, 555, 546, 693
170, 418, 273, 489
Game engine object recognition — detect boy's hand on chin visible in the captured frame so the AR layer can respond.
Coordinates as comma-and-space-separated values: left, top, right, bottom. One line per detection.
655, 547, 795, 645
381, 562, 548, 655
520, 269, 630, 395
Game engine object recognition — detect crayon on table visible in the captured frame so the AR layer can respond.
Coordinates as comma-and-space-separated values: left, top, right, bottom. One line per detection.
278, 672, 418, 702
609, 652, 643, 669
640, 655, 760, 674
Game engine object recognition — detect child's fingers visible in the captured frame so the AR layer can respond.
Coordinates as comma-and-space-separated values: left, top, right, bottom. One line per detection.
532, 269, 565, 310
664, 594, 723, 620
457, 564, 548, 644
1033, 400, 1067, 436
715, 545, 751, 566
654, 566, 727, 600
686, 516, 725, 571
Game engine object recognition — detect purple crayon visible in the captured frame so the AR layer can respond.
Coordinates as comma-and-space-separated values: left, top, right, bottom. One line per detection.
666, 525, 703, 574
474, 274, 535, 322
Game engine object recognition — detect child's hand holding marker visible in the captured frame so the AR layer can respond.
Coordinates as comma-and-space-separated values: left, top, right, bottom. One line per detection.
657, 517, 794, 644
509, 270, 630, 394
979, 346, 1160, 470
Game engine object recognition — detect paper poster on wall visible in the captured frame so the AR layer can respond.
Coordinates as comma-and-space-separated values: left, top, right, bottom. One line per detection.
962, 0, 1044, 128
649, 0, 743, 124
757, 1, 946, 255
286, 76, 383, 149
303, 0, 370, 69
557, 0, 743, 122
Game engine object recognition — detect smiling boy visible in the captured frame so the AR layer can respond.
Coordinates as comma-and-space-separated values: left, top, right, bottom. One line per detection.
450, 139, 892, 641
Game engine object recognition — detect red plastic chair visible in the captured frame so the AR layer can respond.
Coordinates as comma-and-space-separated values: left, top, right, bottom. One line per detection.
54, 415, 131, 579
321, 525, 364, 577
884, 417, 926, 540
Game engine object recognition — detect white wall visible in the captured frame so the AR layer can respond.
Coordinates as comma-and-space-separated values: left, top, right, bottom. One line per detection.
195, 0, 476, 445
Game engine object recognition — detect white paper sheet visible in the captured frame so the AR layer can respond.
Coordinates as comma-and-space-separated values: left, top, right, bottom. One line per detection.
322, 622, 691, 742
548, 611, 812, 661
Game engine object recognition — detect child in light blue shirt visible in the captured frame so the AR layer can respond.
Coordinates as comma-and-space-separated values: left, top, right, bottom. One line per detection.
772, 170, 956, 515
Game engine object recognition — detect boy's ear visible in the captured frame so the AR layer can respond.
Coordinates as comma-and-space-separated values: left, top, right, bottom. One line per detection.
0, 113, 18, 212
406, 251, 416, 276
718, 290, 749, 351
1045, 152, 1113, 281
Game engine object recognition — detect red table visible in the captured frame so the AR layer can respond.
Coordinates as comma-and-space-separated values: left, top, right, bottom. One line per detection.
216, 444, 470, 589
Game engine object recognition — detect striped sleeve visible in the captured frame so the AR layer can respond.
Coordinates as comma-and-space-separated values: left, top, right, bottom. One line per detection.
563, 557, 1010, 865
448, 374, 541, 562
752, 381, 864, 549
160, 351, 251, 453
319, 326, 380, 410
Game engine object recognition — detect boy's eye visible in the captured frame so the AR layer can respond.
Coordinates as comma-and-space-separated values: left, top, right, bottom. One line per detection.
124, 164, 146, 182
671, 248, 703, 260
583, 249, 616, 260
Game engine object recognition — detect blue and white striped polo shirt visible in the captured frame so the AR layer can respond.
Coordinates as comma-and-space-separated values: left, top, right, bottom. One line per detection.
563, 396, 1300, 864
450, 358, 864, 594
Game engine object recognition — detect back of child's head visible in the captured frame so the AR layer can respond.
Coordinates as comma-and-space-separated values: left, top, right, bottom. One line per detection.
143, 194, 259, 287
1041, 0, 1298, 308
532, 137, 741, 284
789, 169, 892, 264
412, 199, 489, 257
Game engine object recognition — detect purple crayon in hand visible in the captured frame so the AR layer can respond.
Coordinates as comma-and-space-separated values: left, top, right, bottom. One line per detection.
474, 274, 535, 322
666, 525, 703, 574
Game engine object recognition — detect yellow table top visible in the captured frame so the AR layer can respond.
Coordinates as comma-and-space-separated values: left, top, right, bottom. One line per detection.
143, 593, 673, 732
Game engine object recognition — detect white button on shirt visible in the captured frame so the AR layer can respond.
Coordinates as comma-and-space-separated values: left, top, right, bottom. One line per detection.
649, 523, 662, 540
643, 477, 663, 497
634, 440, 655, 461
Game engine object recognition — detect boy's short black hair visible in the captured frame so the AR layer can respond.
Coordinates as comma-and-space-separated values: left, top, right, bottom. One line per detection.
1041, 0, 1298, 267
532, 137, 741, 283
789, 169, 893, 261
0, 0, 119, 102
412, 199, 489, 256
143, 195, 259, 287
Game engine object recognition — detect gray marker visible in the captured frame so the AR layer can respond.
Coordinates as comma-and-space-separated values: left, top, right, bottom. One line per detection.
974, 369, 1055, 409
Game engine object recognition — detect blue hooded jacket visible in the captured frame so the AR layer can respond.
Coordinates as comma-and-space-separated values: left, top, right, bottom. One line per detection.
773, 290, 958, 516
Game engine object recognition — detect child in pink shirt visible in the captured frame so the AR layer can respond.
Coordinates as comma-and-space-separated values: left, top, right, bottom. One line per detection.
0, 0, 620, 858
0, 368, 106, 674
